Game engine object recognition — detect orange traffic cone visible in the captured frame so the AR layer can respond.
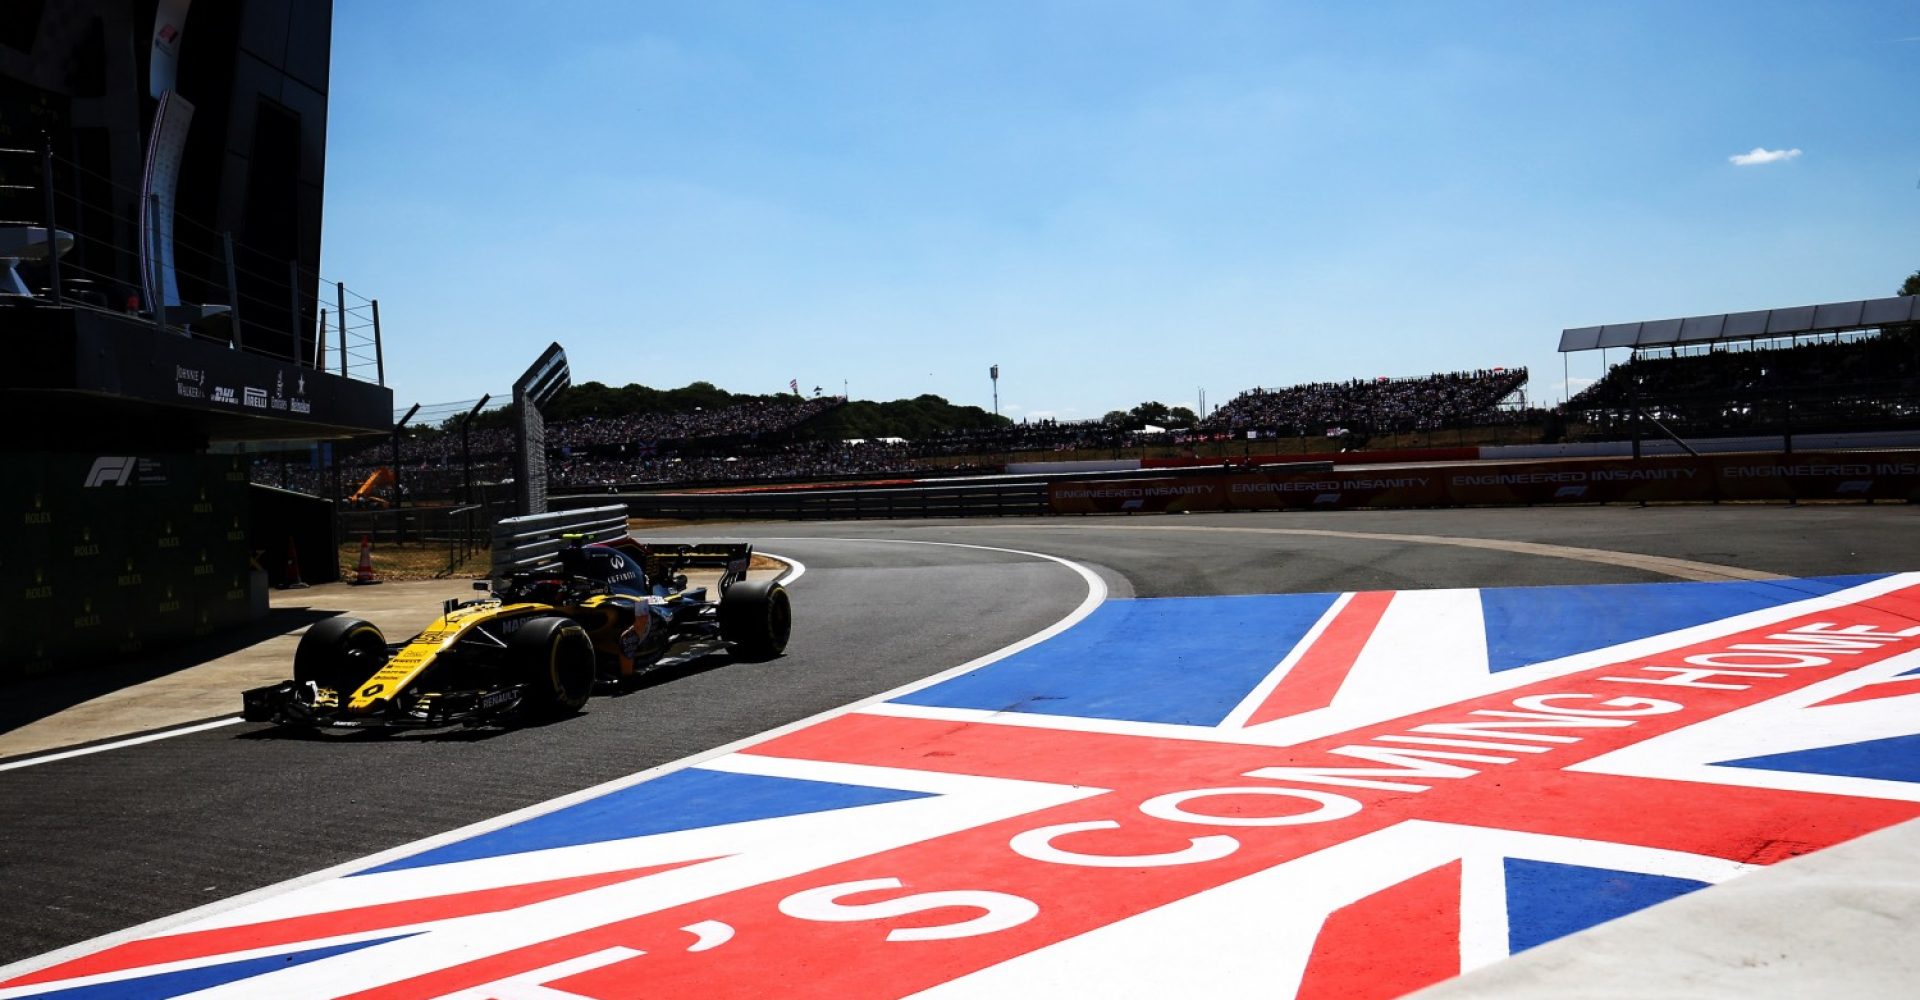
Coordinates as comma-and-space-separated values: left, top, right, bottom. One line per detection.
352, 534, 381, 585
281, 537, 309, 590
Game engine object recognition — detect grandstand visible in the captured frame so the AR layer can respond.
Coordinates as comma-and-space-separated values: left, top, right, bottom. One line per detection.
1565, 330, 1919, 438
1559, 295, 1920, 444
1202, 368, 1529, 437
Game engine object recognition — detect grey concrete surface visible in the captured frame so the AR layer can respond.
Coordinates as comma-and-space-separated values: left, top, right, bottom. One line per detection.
1415, 817, 1920, 1000
1, 503, 1915, 993
0, 538, 1082, 963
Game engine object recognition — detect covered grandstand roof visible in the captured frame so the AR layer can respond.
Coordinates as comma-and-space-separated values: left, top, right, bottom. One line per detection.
1559, 295, 1919, 353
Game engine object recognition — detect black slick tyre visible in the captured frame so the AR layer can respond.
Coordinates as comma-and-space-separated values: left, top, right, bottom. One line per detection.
511, 617, 596, 717
720, 579, 791, 660
293, 617, 388, 696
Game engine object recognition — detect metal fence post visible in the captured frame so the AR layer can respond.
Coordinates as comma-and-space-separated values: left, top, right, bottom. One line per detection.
371, 299, 386, 386
39, 136, 62, 305
317, 308, 328, 371
221, 232, 243, 347
335, 281, 348, 377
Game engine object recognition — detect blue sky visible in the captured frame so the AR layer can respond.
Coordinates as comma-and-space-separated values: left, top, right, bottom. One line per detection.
321, 1, 1918, 423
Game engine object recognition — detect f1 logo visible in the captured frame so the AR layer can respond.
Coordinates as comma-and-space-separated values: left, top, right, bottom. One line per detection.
1554, 485, 1589, 499
1835, 480, 1873, 496
83, 457, 137, 488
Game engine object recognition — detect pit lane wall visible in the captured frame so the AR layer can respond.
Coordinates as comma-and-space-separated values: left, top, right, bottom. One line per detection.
4, 453, 254, 680
1048, 451, 1920, 514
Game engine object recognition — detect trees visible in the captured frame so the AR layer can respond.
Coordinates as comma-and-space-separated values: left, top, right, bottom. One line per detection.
1128, 401, 1171, 427
1103, 401, 1198, 429
1900, 270, 1919, 298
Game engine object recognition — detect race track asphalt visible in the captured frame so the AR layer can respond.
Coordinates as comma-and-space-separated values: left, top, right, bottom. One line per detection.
1, 503, 1914, 968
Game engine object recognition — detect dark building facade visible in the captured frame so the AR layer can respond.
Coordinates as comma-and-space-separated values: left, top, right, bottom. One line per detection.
1, 0, 391, 679
1, 0, 333, 362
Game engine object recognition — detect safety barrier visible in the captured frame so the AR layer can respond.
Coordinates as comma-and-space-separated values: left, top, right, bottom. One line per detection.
489, 505, 627, 578
562, 482, 1052, 520
1049, 451, 1920, 513
558, 462, 1339, 522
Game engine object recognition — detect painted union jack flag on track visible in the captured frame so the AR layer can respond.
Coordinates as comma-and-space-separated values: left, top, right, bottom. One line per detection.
5, 574, 1920, 998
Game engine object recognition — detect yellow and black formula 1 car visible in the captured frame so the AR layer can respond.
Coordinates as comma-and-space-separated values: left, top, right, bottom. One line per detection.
241, 536, 791, 729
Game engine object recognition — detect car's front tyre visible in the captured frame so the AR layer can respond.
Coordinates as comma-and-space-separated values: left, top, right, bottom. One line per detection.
293, 617, 387, 697
511, 617, 596, 717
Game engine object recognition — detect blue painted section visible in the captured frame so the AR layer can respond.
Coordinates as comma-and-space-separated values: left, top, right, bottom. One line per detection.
1503, 859, 1708, 953
361, 769, 932, 874
893, 593, 1341, 726
27, 935, 414, 999
1480, 575, 1886, 673
1717, 732, 1920, 783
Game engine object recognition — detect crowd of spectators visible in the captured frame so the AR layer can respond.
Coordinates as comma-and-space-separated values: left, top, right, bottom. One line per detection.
904, 420, 1133, 457
248, 371, 1540, 497
545, 397, 840, 451
1566, 332, 1919, 433
1204, 368, 1529, 436
244, 336, 1920, 497
548, 439, 924, 488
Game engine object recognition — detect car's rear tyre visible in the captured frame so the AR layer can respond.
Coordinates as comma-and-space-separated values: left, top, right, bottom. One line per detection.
720, 579, 790, 660
293, 617, 387, 696
511, 617, 595, 717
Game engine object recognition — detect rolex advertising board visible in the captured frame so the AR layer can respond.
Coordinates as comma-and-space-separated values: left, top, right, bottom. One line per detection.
1, 453, 251, 679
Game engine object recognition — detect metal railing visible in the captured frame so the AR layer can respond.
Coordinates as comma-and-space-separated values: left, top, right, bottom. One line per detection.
0, 139, 384, 383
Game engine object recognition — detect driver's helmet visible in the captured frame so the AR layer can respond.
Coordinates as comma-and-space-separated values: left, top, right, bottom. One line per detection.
557, 534, 591, 577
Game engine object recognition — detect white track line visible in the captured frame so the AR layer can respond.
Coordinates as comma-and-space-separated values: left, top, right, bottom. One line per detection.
0, 537, 1105, 982
762, 550, 807, 586
0, 717, 243, 773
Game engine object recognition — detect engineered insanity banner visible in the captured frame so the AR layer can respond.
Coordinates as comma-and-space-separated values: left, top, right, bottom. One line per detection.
1048, 452, 1920, 514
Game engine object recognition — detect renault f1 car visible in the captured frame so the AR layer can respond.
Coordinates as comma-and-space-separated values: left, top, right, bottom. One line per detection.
241, 536, 791, 729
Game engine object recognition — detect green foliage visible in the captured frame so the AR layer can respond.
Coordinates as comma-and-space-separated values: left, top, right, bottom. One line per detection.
1103, 401, 1196, 429
542, 380, 785, 421
1129, 401, 1171, 426
802, 394, 1006, 439
431, 380, 1007, 442
1901, 270, 1920, 298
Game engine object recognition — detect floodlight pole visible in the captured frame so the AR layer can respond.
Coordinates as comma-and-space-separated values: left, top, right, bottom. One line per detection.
990, 364, 1000, 419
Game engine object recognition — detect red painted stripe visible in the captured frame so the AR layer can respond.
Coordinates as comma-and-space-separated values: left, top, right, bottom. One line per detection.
1811, 675, 1920, 708
1245, 591, 1394, 726
3, 860, 708, 989
1297, 861, 1462, 1000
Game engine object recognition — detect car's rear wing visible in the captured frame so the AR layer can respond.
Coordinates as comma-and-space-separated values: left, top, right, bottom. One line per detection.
601, 537, 755, 589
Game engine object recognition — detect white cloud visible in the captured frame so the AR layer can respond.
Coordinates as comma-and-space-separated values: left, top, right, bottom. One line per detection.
1729, 146, 1802, 167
